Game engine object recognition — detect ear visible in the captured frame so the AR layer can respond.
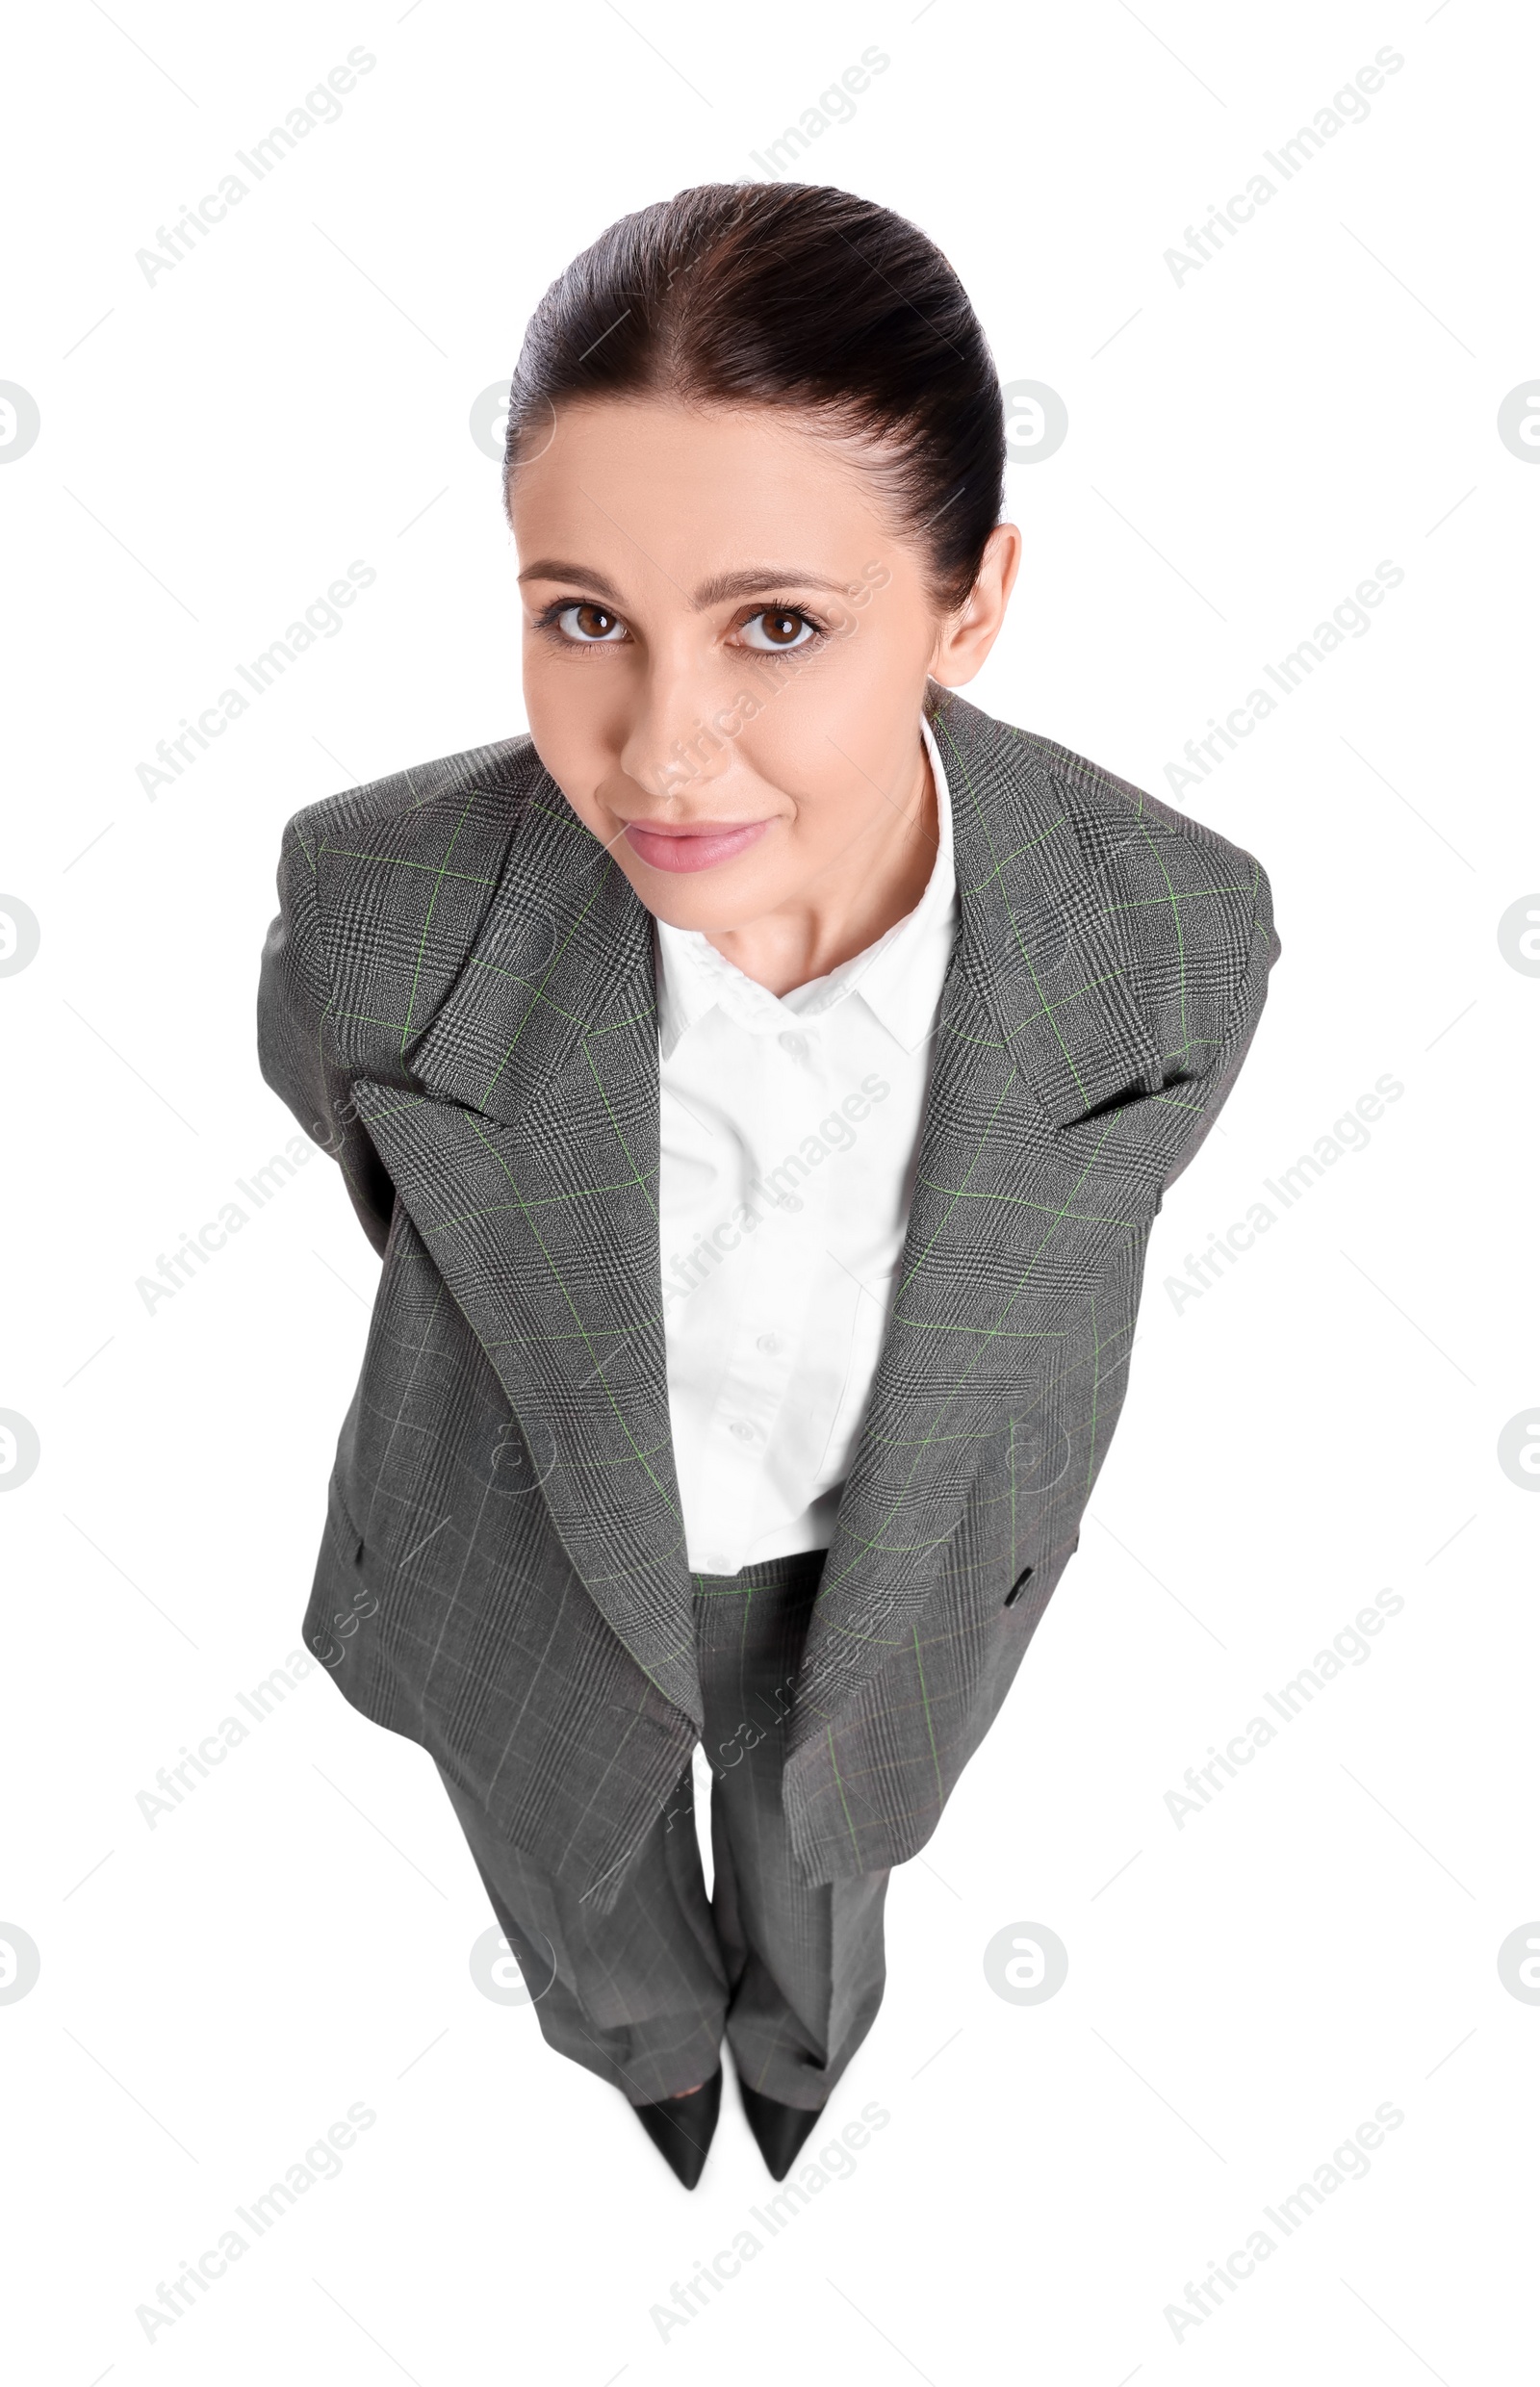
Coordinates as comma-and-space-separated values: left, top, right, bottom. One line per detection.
929, 522, 1022, 685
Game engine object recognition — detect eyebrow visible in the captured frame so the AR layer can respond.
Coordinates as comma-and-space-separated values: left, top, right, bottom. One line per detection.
517, 559, 627, 603
516, 559, 849, 609
690, 567, 849, 607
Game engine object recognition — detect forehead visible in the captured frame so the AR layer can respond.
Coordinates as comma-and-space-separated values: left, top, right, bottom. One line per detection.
507, 396, 897, 584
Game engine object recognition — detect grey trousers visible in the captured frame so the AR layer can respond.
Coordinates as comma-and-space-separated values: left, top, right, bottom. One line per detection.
439, 1550, 890, 2109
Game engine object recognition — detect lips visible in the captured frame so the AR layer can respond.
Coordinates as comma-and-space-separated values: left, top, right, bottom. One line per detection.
623, 817, 772, 874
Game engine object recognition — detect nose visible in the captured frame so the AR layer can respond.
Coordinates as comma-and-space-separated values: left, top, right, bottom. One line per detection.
618, 649, 734, 807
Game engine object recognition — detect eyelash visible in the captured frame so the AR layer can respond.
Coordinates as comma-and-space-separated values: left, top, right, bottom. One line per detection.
532, 598, 830, 657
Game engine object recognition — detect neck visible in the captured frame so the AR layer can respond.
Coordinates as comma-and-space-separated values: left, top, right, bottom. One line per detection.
704, 735, 938, 997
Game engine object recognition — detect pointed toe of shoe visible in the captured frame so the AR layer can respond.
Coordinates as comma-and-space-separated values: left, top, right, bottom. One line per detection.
632, 2069, 723, 2189
738, 2080, 824, 2182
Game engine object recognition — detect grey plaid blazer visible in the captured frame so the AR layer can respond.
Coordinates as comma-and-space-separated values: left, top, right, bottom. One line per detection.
257, 686, 1278, 1912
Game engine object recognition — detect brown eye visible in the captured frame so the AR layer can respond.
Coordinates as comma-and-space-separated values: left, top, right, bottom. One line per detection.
741, 607, 815, 653
556, 602, 625, 643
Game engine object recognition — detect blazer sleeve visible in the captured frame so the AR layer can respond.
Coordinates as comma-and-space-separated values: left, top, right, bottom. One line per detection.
256, 811, 397, 1256
1161, 856, 1281, 1198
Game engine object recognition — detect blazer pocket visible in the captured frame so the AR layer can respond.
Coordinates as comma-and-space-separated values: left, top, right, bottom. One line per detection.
1003, 1562, 1035, 1609
1055, 1069, 1206, 1142
324, 1472, 367, 1570
1051, 1073, 1209, 1217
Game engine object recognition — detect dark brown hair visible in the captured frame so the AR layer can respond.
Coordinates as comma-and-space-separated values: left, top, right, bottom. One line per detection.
504, 182, 1005, 612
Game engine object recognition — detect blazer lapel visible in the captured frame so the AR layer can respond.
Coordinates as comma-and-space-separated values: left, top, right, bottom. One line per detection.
346, 774, 703, 1730
786, 691, 1170, 1750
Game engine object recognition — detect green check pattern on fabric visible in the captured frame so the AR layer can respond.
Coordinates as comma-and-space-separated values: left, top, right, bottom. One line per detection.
258, 687, 1278, 1906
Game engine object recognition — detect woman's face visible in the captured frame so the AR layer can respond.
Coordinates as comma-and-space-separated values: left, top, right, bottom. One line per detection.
508, 397, 1015, 934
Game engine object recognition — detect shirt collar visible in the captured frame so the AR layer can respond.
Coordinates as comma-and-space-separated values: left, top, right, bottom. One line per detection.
654, 714, 956, 1061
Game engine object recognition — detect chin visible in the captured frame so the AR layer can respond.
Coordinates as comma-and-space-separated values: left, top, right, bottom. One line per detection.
635, 877, 769, 933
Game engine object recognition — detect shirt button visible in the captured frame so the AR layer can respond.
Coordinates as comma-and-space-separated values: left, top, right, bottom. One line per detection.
757, 1332, 783, 1355
729, 1420, 757, 1441
777, 1030, 808, 1060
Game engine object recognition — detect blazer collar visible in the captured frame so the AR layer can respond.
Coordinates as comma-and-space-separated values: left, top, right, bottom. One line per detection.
930, 689, 1168, 1119
400, 775, 654, 1133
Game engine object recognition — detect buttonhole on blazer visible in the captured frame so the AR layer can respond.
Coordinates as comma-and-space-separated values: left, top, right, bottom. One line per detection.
1004, 1564, 1035, 1609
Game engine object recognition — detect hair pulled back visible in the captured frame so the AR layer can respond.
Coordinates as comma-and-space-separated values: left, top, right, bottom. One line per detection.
505, 182, 1005, 612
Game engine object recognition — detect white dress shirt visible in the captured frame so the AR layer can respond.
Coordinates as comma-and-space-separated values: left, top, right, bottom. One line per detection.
654, 716, 957, 1575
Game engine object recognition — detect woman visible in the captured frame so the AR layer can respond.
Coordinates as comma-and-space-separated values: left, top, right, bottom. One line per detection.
258, 182, 1279, 2191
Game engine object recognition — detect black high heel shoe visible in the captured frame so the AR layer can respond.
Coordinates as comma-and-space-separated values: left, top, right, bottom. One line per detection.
738, 2079, 824, 2181
632, 2068, 723, 2189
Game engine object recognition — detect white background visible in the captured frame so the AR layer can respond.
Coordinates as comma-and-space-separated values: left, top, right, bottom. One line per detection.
3, 1, 1536, 2379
